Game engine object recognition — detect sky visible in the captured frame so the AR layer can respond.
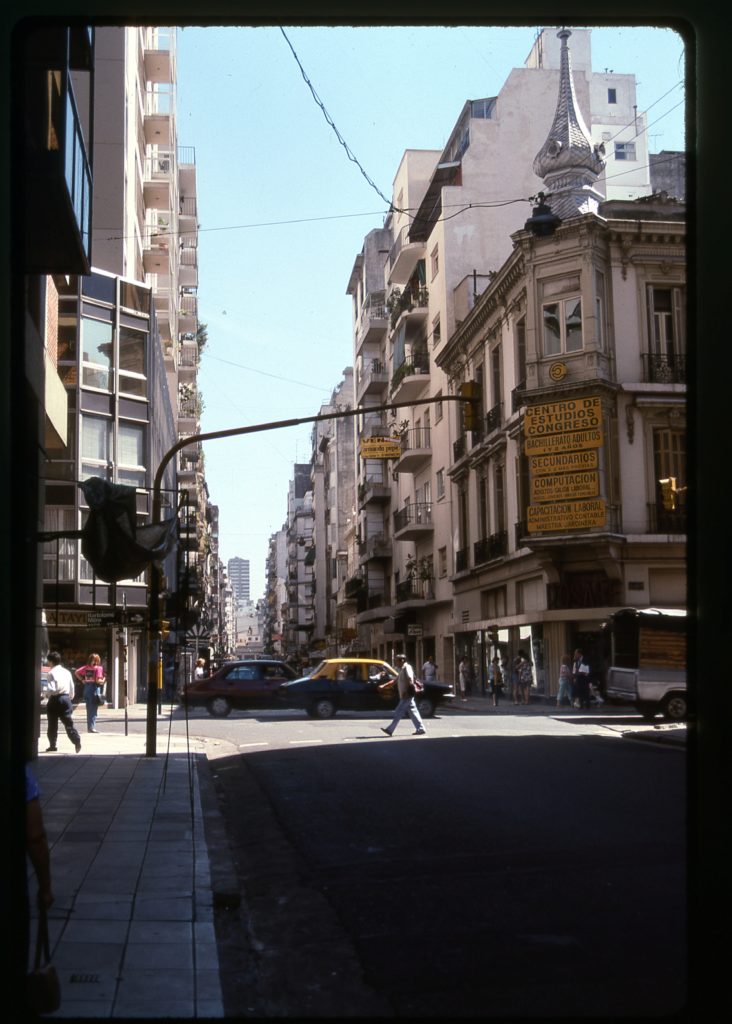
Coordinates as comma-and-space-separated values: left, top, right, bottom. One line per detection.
173, 23, 687, 601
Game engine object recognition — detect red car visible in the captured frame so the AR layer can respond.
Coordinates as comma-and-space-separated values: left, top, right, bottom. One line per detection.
180, 659, 299, 717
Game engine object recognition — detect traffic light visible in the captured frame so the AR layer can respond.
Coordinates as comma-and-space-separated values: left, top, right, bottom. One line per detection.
459, 381, 481, 432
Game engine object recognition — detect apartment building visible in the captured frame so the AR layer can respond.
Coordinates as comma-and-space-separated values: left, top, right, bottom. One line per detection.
346, 26, 665, 682
263, 528, 288, 655
36, 26, 207, 704
12, 23, 96, 755
284, 464, 316, 661
308, 370, 356, 656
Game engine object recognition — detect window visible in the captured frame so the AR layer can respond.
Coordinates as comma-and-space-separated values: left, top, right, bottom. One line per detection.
435, 390, 443, 422
494, 463, 506, 532
81, 414, 111, 479
491, 346, 502, 410
81, 316, 113, 390
436, 468, 445, 500
430, 245, 439, 280
542, 277, 583, 356
43, 507, 77, 581
515, 317, 526, 386
647, 286, 684, 358
118, 325, 147, 397
653, 428, 686, 523
595, 270, 607, 350
432, 314, 441, 348
438, 547, 448, 577
615, 141, 636, 161
479, 472, 489, 538
118, 422, 146, 488
607, 88, 617, 103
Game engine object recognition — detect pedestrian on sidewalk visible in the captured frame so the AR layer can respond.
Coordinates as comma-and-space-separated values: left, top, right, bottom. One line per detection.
74, 652, 106, 733
557, 654, 573, 707
516, 650, 533, 705
421, 654, 437, 684
489, 656, 504, 707
45, 651, 82, 752
572, 649, 591, 709
380, 654, 426, 736
458, 656, 471, 701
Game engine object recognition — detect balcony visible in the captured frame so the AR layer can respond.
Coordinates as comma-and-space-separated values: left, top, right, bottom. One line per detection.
393, 502, 433, 542
455, 547, 469, 573
143, 29, 175, 82
179, 247, 198, 289
387, 226, 425, 286
642, 353, 686, 385
357, 358, 389, 399
390, 356, 430, 402
358, 533, 392, 564
178, 292, 198, 332
143, 152, 173, 210
142, 224, 172, 275
355, 291, 388, 350
647, 502, 686, 534
395, 576, 435, 604
473, 530, 508, 566
143, 84, 174, 146
395, 427, 431, 474
388, 285, 429, 331
358, 476, 391, 507
178, 340, 198, 376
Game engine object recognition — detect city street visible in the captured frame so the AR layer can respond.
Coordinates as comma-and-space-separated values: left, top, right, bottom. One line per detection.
167, 704, 687, 1018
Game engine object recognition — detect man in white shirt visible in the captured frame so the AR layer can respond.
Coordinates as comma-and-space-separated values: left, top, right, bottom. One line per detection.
421, 655, 437, 684
45, 651, 81, 753
381, 654, 427, 737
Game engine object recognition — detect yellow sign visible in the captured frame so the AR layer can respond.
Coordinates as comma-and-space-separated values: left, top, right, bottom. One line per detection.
548, 362, 567, 381
527, 499, 606, 533
531, 471, 600, 502
524, 396, 602, 437
360, 436, 402, 459
530, 449, 598, 475
525, 427, 603, 456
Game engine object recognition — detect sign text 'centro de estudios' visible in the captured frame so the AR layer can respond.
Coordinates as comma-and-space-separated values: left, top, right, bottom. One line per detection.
359, 435, 403, 459
524, 396, 606, 532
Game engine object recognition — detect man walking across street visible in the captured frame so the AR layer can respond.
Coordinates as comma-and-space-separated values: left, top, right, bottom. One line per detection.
381, 653, 426, 736
45, 651, 81, 753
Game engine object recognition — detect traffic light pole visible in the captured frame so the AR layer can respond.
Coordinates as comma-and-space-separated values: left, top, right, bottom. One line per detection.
145, 392, 473, 755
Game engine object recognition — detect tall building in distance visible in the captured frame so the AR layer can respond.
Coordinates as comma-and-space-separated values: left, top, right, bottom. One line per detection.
227, 557, 251, 605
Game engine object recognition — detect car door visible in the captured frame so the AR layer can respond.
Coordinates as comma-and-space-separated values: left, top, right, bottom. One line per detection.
225, 663, 265, 708
331, 663, 367, 710
260, 663, 293, 703
367, 662, 397, 708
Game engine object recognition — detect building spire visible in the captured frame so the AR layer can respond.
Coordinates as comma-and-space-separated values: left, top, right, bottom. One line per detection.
533, 28, 605, 220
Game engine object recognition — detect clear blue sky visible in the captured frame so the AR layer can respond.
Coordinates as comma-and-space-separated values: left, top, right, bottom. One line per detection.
174, 23, 687, 601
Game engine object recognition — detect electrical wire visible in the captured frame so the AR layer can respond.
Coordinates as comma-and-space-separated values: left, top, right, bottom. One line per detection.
279, 26, 397, 211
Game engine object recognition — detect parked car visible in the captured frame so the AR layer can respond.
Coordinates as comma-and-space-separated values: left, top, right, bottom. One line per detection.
277, 658, 454, 719
180, 659, 299, 717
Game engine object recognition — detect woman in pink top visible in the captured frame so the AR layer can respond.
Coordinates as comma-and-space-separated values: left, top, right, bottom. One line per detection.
74, 653, 106, 733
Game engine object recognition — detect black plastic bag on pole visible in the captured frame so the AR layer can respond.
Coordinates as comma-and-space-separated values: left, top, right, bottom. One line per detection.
79, 477, 178, 583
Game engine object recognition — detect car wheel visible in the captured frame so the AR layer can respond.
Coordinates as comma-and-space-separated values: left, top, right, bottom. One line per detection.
416, 695, 436, 718
309, 698, 337, 719
662, 693, 687, 722
207, 696, 232, 718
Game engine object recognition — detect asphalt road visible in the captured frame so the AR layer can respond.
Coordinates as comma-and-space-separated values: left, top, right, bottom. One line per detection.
196, 708, 687, 1018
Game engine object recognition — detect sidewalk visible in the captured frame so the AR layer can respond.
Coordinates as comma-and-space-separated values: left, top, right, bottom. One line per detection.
447, 691, 687, 746
30, 706, 228, 1019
